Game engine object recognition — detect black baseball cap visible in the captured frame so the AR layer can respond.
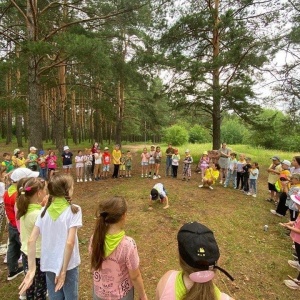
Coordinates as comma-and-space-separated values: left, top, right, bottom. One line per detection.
150, 189, 159, 200
177, 222, 234, 281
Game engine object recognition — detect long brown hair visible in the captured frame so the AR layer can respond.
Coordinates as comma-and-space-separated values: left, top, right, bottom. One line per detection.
41, 174, 78, 218
179, 257, 217, 300
90, 196, 127, 271
16, 177, 46, 220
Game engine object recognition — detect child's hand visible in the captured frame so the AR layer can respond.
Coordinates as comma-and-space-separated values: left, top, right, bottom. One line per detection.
19, 271, 35, 295
55, 271, 66, 291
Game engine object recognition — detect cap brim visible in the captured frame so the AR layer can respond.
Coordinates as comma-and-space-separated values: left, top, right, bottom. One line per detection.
290, 195, 300, 206
189, 270, 215, 283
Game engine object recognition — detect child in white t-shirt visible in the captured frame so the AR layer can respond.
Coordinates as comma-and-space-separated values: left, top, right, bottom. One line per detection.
75, 150, 84, 182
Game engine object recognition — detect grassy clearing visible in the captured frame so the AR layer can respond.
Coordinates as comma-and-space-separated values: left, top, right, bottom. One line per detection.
0, 143, 299, 299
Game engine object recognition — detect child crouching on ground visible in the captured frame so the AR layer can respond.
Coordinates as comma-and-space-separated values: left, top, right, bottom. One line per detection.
198, 162, 220, 190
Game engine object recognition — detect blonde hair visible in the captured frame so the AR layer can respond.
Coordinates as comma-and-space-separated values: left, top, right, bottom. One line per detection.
179, 257, 217, 300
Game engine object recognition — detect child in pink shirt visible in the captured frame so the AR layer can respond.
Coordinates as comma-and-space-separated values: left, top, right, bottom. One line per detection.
90, 197, 148, 300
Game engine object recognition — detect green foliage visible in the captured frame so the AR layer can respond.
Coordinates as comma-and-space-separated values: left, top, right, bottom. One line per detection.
221, 117, 250, 145
189, 124, 211, 144
248, 109, 288, 149
162, 125, 188, 146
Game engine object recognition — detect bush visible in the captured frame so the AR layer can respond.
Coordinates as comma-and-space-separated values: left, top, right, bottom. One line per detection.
221, 118, 249, 144
189, 125, 211, 143
162, 125, 189, 146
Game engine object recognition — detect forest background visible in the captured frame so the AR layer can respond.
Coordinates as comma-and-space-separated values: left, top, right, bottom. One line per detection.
0, 0, 300, 151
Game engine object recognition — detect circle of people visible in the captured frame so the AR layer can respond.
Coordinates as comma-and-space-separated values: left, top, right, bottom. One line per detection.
1, 141, 300, 298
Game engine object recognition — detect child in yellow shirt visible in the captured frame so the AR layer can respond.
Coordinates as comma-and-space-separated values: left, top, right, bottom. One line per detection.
199, 162, 220, 190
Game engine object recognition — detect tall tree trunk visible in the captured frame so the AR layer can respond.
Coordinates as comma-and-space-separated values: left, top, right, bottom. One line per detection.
56, 63, 66, 151
6, 107, 12, 145
27, 0, 43, 149
212, 0, 221, 150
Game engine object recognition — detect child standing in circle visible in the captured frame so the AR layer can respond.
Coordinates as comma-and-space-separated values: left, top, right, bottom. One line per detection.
112, 144, 121, 179
153, 146, 162, 179
38, 150, 47, 180
102, 147, 111, 179
171, 148, 180, 178
224, 153, 237, 188
75, 150, 84, 182
247, 162, 259, 197
46, 151, 57, 179
156, 221, 235, 300
119, 152, 126, 178
94, 148, 103, 181
198, 151, 210, 179
141, 147, 150, 178
17, 177, 48, 300
19, 174, 82, 299
27, 147, 38, 171
61, 146, 73, 174
90, 196, 148, 300
182, 150, 193, 181
125, 150, 132, 178
148, 145, 156, 178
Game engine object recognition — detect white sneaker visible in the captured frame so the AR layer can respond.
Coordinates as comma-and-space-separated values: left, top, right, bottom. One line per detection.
270, 209, 277, 215
89, 178, 92, 181
84, 179, 87, 182
288, 260, 300, 271
198, 185, 203, 188
148, 174, 152, 178
220, 180, 223, 184
77, 179, 79, 183
141, 174, 144, 178
80, 179, 83, 182
153, 175, 157, 179
247, 192, 251, 196
284, 279, 300, 290
208, 186, 213, 190
157, 175, 161, 178
252, 194, 257, 198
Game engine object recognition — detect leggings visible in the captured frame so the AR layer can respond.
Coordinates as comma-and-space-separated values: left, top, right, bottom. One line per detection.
22, 253, 47, 300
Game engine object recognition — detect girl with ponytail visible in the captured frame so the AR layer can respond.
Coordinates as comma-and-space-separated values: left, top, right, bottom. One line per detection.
19, 174, 82, 300
17, 177, 48, 299
90, 196, 147, 300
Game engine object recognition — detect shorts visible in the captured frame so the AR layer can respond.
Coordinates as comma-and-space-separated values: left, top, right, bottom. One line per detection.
126, 165, 132, 171
103, 165, 110, 172
155, 159, 161, 164
149, 158, 155, 165
141, 162, 148, 166
120, 165, 125, 171
48, 168, 55, 171
63, 164, 72, 169
268, 182, 277, 192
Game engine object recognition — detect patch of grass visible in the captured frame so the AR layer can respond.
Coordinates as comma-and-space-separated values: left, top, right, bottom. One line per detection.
0, 143, 299, 299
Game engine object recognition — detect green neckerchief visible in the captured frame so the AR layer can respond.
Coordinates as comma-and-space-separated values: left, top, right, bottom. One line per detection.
175, 271, 221, 300
26, 203, 42, 214
48, 197, 69, 221
104, 230, 125, 257
8, 184, 17, 197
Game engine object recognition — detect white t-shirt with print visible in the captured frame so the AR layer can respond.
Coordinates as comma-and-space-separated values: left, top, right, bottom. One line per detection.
35, 205, 82, 275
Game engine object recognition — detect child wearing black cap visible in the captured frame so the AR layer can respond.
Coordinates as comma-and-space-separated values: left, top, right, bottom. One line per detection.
149, 183, 169, 210
156, 222, 234, 300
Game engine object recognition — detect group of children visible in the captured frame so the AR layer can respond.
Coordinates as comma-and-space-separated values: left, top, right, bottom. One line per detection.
1, 147, 57, 183
140, 145, 194, 181
6, 170, 234, 299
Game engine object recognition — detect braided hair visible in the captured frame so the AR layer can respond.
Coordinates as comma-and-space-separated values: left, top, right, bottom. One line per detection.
41, 174, 78, 218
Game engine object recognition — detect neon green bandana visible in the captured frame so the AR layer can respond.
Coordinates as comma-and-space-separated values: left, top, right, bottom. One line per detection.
8, 184, 17, 197
104, 230, 125, 257
27, 203, 42, 214
175, 271, 222, 300
175, 271, 186, 300
48, 197, 69, 221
